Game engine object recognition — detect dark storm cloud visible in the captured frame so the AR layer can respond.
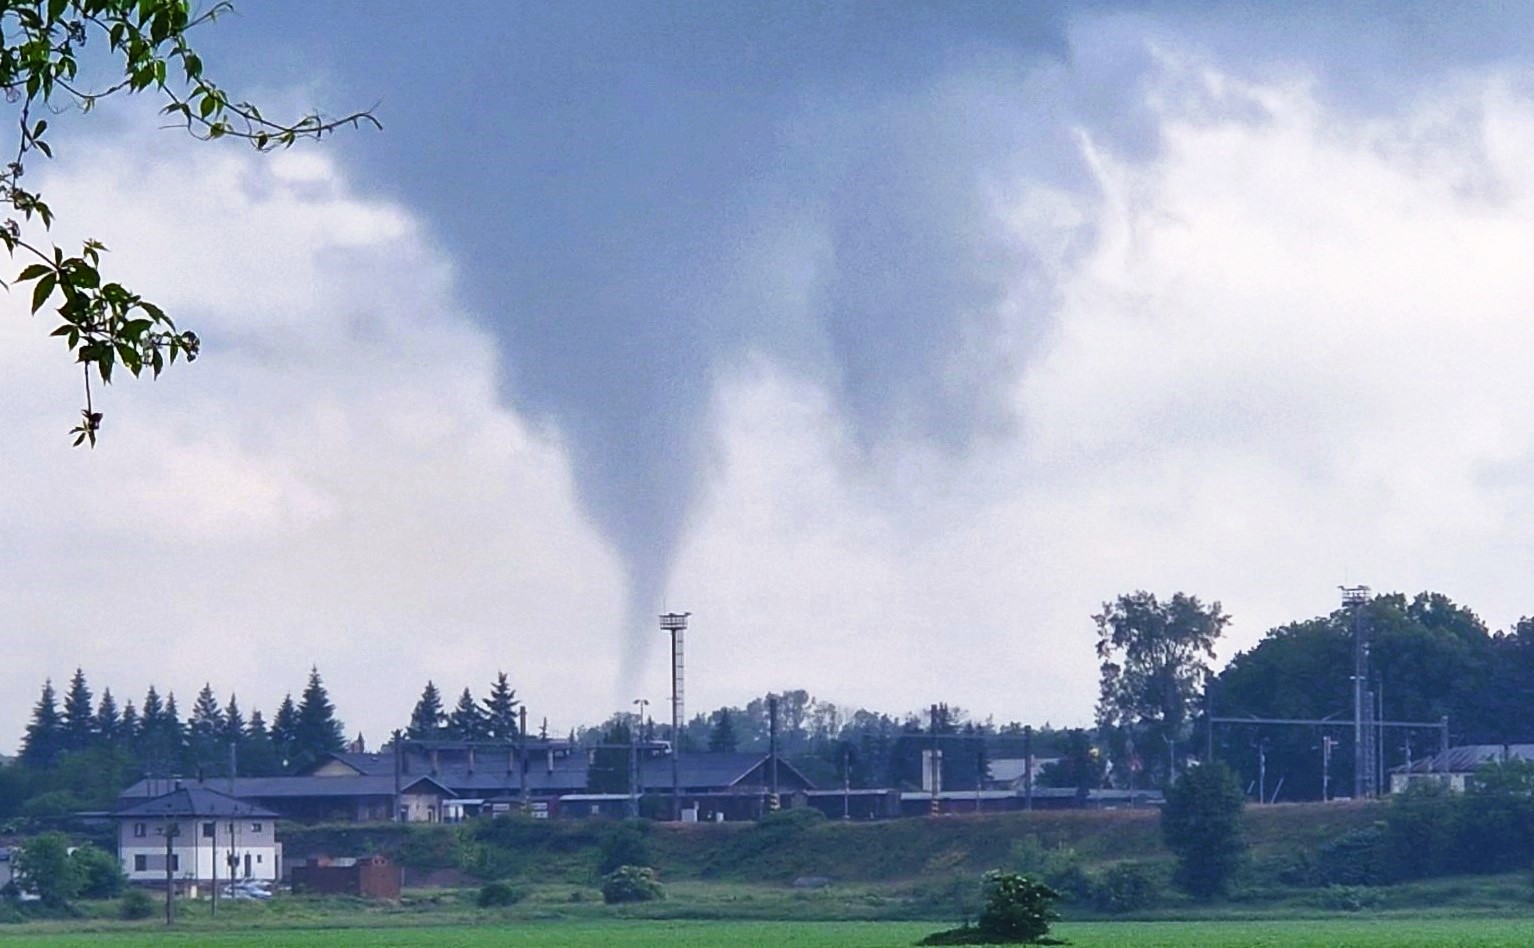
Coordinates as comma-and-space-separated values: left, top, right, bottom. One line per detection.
203, 2, 1534, 667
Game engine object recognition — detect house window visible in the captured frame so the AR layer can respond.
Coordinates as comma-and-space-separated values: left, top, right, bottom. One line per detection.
228, 822, 236, 835
169, 855, 180, 872
256, 854, 263, 864
251, 822, 262, 833
134, 855, 147, 872
133, 822, 146, 838
202, 822, 215, 838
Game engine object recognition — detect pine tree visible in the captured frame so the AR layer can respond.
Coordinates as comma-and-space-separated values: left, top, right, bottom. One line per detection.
708, 708, 739, 753
119, 700, 139, 744
187, 683, 225, 774
293, 666, 345, 770
481, 672, 520, 741
241, 708, 281, 777
95, 688, 121, 743
61, 668, 95, 754
20, 679, 63, 767
408, 681, 446, 739
271, 693, 298, 768
448, 687, 487, 740
222, 693, 246, 746
162, 692, 187, 771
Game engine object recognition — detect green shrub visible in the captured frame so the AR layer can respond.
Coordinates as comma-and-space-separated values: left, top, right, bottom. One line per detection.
977, 870, 1060, 943
1314, 824, 1389, 887
69, 844, 125, 899
118, 889, 156, 921
1092, 862, 1160, 913
395, 825, 464, 870
598, 820, 653, 876
1383, 781, 1456, 881
1162, 762, 1246, 899
1315, 884, 1381, 912
475, 880, 524, 907
1009, 836, 1098, 905
601, 865, 665, 904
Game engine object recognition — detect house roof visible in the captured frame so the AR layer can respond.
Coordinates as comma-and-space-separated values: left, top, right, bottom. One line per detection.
636, 753, 815, 791
1393, 744, 1534, 774
115, 786, 279, 820
119, 775, 455, 802
310, 749, 591, 792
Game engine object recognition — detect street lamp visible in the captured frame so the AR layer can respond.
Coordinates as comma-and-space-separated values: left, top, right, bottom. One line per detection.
659, 612, 690, 821
631, 698, 649, 818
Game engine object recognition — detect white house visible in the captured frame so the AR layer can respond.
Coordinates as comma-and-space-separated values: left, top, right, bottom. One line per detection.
115, 785, 281, 891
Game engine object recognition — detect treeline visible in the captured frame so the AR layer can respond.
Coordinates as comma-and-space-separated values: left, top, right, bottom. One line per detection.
1, 666, 345, 823
580, 695, 1077, 793
1211, 591, 1534, 800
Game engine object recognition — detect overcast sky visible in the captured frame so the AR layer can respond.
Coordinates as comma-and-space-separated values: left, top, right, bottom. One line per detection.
9, 3, 1534, 751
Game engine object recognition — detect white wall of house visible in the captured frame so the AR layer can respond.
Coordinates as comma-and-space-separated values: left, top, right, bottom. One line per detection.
118, 817, 280, 884
399, 790, 445, 823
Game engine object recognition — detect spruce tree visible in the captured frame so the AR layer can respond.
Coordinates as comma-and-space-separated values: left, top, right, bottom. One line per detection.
188, 683, 225, 773
271, 694, 298, 768
242, 708, 281, 777
293, 666, 345, 770
482, 672, 519, 741
95, 689, 121, 744
448, 687, 487, 740
708, 708, 739, 753
20, 679, 63, 768
119, 700, 139, 745
61, 668, 95, 754
408, 681, 446, 739
222, 694, 246, 746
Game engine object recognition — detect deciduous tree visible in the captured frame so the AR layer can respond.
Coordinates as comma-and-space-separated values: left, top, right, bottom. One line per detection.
0, 0, 376, 442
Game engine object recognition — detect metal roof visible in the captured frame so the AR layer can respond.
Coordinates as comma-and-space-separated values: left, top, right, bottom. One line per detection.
1393, 743, 1534, 774
114, 786, 279, 819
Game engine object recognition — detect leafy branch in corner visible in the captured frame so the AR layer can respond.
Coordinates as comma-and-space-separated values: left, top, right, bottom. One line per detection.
0, 0, 379, 445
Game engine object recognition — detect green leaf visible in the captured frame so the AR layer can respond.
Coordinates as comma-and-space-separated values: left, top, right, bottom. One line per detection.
16, 263, 51, 281
30, 273, 55, 313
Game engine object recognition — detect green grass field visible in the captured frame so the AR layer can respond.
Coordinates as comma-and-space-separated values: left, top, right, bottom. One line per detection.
10, 918, 1534, 947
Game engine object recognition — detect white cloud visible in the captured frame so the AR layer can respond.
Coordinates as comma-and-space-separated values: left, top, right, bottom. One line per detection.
0, 121, 625, 751
669, 61, 1534, 727
14, 54, 1534, 752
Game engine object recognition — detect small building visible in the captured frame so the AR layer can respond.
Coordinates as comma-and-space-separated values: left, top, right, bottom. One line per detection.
119, 774, 458, 824
291, 854, 400, 900
1390, 743, 1534, 793
115, 786, 281, 890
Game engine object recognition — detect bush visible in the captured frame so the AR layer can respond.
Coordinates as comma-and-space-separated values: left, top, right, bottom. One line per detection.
395, 825, 464, 870
601, 865, 665, 904
70, 844, 125, 899
977, 871, 1061, 943
13, 832, 80, 907
1092, 862, 1160, 913
118, 889, 156, 920
597, 820, 653, 876
1162, 763, 1246, 899
1010, 836, 1091, 903
1314, 824, 1389, 887
1382, 780, 1456, 881
1315, 884, 1381, 912
476, 880, 524, 907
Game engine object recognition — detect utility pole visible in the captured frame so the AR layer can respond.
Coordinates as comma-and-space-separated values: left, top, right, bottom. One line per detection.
1322, 736, 1334, 802
842, 743, 851, 820
1342, 585, 1371, 798
1023, 725, 1034, 812
660, 612, 690, 821
162, 822, 178, 925
929, 704, 941, 816
631, 698, 648, 819
768, 694, 780, 810
519, 706, 530, 813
